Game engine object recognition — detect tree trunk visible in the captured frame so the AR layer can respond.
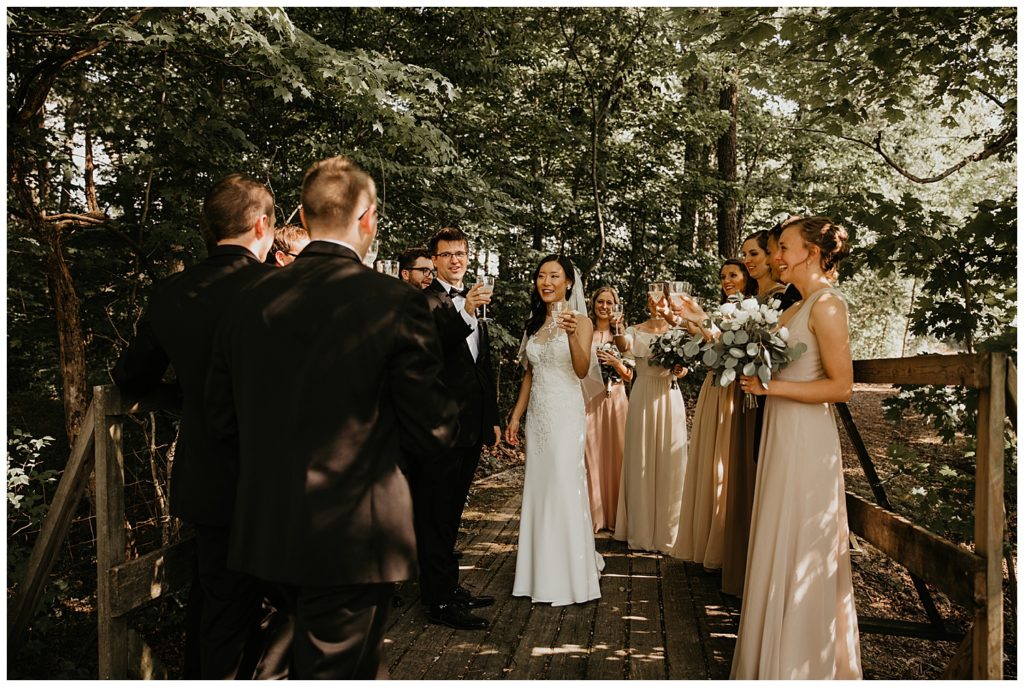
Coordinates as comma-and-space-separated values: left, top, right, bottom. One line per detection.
790, 105, 808, 186
716, 82, 739, 259
10, 157, 89, 445
679, 73, 708, 254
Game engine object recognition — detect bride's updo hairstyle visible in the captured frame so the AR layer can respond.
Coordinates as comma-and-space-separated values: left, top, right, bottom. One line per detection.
525, 254, 577, 337
786, 216, 851, 276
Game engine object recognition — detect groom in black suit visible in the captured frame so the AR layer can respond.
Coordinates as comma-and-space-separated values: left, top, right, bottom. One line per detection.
206, 156, 458, 678
413, 227, 500, 630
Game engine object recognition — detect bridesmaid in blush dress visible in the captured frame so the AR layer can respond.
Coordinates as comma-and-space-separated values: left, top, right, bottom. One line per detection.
584, 286, 632, 532
731, 217, 861, 679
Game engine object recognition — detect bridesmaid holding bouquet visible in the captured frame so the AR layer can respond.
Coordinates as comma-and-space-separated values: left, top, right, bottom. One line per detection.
584, 287, 633, 532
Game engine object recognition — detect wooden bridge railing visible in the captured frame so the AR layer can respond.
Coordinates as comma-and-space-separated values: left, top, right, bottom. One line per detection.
6, 353, 1015, 679
840, 352, 1009, 679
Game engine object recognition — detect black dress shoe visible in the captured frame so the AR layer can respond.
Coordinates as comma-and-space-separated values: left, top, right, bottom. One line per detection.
426, 603, 489, 630
453, 585, 495, 608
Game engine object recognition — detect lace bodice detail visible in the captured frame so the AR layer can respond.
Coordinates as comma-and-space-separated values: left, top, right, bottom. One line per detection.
527, 328, 585, 397
625, 326, 672, 379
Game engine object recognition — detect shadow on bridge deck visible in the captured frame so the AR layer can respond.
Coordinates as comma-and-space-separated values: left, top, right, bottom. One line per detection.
384, 471, 740, 679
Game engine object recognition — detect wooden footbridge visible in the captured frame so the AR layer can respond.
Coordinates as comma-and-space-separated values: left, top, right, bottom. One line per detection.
383, 471, 736, 680
6, 352, 1014, 679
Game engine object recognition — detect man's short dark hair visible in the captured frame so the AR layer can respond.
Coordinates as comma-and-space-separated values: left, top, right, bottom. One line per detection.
398, 246, 432, 271
427, 227, 470, 256
200, 174, 275, 243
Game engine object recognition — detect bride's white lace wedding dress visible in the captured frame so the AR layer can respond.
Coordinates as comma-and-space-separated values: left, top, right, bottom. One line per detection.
512, 326, 604, 605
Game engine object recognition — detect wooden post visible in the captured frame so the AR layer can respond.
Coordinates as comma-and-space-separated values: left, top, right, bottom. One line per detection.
973, 353, 1005, 679
94, 385, 129, 679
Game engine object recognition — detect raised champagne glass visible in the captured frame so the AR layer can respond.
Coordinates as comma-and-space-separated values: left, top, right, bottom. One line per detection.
364, 239, 379, 268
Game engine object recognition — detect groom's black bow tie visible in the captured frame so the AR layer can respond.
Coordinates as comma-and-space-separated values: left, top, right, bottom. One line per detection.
448, 286, 470, 299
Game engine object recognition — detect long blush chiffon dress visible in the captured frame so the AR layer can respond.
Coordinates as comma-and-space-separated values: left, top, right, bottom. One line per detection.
730, 287, 862, 679
584, 330, 629, 532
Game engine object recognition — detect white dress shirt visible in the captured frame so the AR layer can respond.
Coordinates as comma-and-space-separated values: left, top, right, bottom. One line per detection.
435, 277, 480, 362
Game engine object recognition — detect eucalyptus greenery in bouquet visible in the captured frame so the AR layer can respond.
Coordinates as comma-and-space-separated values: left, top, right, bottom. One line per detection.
682, 295, 807, 409
648, 327, 691, 371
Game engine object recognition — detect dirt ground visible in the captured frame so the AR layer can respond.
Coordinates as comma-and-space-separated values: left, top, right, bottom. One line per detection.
8, 384, 1016, 679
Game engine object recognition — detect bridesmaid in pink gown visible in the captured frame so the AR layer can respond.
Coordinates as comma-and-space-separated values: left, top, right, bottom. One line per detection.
584, 287, 632, 532
731, 216, 862, 679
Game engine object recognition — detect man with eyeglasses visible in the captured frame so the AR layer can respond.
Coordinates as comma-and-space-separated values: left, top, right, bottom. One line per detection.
398, 246, 435, 289
266, 223, 310, 267
411, 226, 500, 630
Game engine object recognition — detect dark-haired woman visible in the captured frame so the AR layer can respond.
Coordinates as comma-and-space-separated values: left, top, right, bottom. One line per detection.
612, 283, 688, 554
731, 217, 862, 679
506, 255, 604, 606
584, 286, 632, 532
742, 229, 786, 301
670, 260, 755, 568
720, 230, 787, 596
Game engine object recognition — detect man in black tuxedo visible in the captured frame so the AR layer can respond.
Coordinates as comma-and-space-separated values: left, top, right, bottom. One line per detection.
413, 227, 500, 630
206, 155, 458, 678
111, 174, 281, 678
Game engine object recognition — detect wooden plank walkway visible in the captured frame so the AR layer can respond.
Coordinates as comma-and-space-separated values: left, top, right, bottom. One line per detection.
384, 470, 740, 679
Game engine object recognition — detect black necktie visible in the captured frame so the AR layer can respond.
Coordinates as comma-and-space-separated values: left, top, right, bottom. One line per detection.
449, 286, 469, 299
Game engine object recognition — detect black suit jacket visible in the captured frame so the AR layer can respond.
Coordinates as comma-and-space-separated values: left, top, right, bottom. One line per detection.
112, 245, 273, 527
206, 241, 458, 586
422, 279, 500, 448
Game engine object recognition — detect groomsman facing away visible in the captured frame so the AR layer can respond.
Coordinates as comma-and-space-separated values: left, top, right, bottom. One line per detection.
399, 245, 435, 289
111, 174, 283, 679
412, 227, 500, 630
206, 155, 459, 678
267, 223, 310, 266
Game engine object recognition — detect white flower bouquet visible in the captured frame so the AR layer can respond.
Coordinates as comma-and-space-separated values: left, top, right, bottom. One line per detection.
682, 295, 806, 409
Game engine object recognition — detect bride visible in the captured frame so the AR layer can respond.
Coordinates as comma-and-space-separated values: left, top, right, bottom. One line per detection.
505, 254, 605, 605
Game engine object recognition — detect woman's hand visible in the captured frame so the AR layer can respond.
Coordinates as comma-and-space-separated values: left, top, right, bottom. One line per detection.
671, 364, 688, 379
555, 310, 579, 335
670, 294, 707, 327
504, 416, 522, 446
739, 375, 768, 396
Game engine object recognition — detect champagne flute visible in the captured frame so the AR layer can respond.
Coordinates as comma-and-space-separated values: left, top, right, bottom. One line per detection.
364, 239, 379, 267
479, 274, 495, 322
384, 260, 400, 278
611, 302, 624, 335
647, 282, 664, 309
375, 260, 386, 273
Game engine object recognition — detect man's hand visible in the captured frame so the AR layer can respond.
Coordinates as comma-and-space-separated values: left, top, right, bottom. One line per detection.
491, 425, 501, 447
464, 283, 492, 315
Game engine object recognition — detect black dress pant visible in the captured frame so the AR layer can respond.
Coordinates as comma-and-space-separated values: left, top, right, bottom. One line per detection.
275, 582, 395, 679
411, 444, 482, 605
194, 524, 289, 679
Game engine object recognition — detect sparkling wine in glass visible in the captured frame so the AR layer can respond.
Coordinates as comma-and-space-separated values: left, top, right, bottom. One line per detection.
479, 274, 496, 322
364, 239, 379, 267
550, 300, 569, 332
647, 282, 664, 310
611, 302, 624, 335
